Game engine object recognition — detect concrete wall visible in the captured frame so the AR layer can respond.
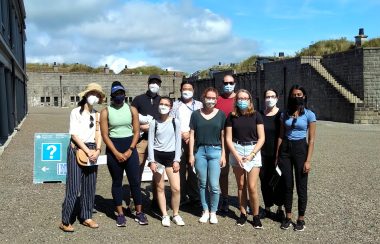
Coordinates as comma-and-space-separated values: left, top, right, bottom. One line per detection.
27, 72, 182, 107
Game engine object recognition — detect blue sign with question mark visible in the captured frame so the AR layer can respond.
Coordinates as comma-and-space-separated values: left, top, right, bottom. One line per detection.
34, 133, 70, 183
42, 143, 61, 161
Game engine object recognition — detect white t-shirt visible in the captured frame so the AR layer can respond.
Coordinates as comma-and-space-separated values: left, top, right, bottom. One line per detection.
69, 107, 98, 143
175, 100, 203, 132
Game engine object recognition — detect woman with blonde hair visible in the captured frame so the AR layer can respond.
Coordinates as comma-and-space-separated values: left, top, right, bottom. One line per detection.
189, 87, 226, 224
225, 89, 265, 228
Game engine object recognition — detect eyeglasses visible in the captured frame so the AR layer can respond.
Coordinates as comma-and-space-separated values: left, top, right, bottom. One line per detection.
265, 95, 277, 99
90, 115, 94, 128
224, 82, 234, 85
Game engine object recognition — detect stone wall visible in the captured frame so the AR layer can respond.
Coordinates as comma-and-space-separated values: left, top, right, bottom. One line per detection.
363, 48, 380, 107
27, 72, 182, 108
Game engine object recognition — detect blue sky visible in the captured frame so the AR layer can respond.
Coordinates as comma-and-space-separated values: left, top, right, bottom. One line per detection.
25, 0, 380, 73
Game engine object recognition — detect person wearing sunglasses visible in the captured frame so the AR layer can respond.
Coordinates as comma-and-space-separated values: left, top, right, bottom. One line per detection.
100, 81, 148, 227
60, 83, 105, 232
215, 74, 236, 214
225, 89, 265, 229
276, 84, 316, 231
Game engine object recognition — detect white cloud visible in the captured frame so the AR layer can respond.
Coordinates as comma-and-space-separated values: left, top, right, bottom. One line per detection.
97, 55, 148, 74
25, 0, 259, 72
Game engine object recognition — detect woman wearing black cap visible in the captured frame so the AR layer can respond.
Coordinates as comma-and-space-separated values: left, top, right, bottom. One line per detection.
100, 81, 148, 227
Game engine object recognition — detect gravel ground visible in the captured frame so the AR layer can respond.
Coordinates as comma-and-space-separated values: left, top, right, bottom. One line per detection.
0, 107, 379, 243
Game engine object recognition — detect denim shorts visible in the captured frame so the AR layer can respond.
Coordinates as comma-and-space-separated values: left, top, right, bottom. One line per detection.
229, 142, 262, 169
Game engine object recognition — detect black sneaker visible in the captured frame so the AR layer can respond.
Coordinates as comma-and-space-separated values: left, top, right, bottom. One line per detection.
252, 215, 263, 229
116, 214, 126, 227
281, 218, 292, 230
276, 209, 285, 222
135, 212, 148, 225
236, 213, 247, 226
294, 220, 305, 231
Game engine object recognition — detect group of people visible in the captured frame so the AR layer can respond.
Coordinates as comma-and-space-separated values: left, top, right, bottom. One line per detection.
59, 74, 316, 233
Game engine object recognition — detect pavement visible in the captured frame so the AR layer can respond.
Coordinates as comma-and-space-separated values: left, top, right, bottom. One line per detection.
0, 107, 379, 243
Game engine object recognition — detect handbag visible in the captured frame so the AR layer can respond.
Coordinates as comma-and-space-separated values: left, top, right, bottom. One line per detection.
75, 112, 100, 166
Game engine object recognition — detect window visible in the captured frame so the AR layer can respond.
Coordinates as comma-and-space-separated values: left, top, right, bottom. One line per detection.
46, 97, 50, 103
76, 96, 80, 102
40, 97, 45, 103
70, 96, 75, 102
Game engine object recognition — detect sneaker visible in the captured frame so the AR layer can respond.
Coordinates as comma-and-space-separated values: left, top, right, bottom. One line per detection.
116, 214, 126, 227
281, 218, 292, 230
236, 213, 247, 226
135, 212, 148, 225
252, 215, 263, 229
161, 215, 170, 227
199, 211, 210, 223
209, 213, 218, 224
276, 209, 285, 222
219, 197, 229, 214
172, 215, 185, 226
294, 220, 305, 231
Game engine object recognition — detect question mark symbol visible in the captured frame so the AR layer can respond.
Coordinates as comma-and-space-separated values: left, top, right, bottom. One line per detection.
47, 145, 57, 159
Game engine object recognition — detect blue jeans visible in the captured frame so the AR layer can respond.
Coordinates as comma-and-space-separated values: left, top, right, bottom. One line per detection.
195, 145, 222, 213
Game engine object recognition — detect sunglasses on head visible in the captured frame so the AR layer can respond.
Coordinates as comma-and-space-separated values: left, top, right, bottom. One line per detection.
90, 115, 94, 128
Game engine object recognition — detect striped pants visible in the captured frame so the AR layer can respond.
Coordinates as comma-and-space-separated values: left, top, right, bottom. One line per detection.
61, 143, 98, 225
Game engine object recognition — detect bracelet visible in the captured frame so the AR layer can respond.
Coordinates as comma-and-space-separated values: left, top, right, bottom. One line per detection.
96, 148, 101, 152
250, 151, 256, 157
129, 146, 135, 151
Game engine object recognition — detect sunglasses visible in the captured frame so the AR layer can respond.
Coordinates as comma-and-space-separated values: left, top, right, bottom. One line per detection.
224, 82, 234, 85
90, 115, 94, 128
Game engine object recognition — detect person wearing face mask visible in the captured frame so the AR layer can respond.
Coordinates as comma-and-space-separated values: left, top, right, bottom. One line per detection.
147, 97, 184, 227
131, 74, 162, 212
225, 89, 265, 228
60, 83, 105, 232
276, 84, 316, 231
189, 87, 226, 224
100, 81, 148, 227
170, 81, 203, 206
259, 89, 285, 221
215, 74, 236, 214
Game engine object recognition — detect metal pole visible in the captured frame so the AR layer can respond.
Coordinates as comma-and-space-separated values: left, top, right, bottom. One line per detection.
59, 75, 63, 107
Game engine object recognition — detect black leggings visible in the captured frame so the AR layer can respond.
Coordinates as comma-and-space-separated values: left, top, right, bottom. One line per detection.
106, 137, 142, 207
278, 139, 308, 216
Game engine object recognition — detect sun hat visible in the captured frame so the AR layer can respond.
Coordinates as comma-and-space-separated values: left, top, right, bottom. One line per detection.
78, 83, 106, 103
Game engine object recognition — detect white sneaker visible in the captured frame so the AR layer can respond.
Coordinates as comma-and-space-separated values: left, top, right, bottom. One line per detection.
210, 213, 218, 224
199, 211, 210, 223
161, 215, 170, 227
172, 215, 185, 226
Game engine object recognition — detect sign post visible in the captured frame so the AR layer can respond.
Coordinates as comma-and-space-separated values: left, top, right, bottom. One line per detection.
34, 133, 71, 183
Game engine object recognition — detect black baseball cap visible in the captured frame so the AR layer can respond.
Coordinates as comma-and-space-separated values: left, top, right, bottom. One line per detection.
148, 74, 162, 84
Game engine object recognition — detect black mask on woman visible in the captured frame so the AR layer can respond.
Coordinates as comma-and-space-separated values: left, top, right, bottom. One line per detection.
289, 97, 304, 107
113, 95, 125, 104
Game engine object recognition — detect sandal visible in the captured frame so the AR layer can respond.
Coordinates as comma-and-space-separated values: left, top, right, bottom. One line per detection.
82, 219, 99, 229
59, 223, 74, 232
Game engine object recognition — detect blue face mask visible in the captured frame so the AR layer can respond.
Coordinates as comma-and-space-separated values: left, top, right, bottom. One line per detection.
223, 84, 235, 93
237, 100, 249, 110
113, 95, 125, 104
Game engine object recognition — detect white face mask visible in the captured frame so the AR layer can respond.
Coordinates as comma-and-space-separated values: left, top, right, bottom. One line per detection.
87, 95, 99, 105
149, 83, 160, 94
158, 105, 170, 114
204, 99, 216, 109
265, 98, 278, 108
182, 91, 193, 100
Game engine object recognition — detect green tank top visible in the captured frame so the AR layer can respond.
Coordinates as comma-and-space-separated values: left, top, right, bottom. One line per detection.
108, 104, 133, 138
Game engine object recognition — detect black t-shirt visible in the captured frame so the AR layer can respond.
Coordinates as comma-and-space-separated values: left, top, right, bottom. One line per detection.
260, 110, 281, 157
225, 112, 263, 142
132, 90, 161, 139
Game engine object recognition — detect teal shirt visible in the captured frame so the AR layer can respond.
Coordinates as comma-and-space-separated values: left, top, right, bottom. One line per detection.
108, 104, 133, 138
189, 110, 226, 149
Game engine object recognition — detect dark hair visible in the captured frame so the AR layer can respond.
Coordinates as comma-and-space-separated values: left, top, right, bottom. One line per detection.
180, 80, 194, 90
77, 96, 87, 114
160, 96, 173, 108
287, 84, 307, 117
263, 88, 278, 99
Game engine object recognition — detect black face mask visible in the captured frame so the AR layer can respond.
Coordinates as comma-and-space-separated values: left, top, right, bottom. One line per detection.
113, 95, 125, 104
289, 97, 304, 107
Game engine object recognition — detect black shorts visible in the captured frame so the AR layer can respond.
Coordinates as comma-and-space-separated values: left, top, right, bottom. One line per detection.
154, 150, 175, 167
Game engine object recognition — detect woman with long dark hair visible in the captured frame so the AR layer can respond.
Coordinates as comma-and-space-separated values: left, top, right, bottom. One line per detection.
60, 83, 105, 232
277, 84, 316, 231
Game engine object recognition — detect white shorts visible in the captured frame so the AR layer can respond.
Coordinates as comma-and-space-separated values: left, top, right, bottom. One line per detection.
229, 142, 262, 171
